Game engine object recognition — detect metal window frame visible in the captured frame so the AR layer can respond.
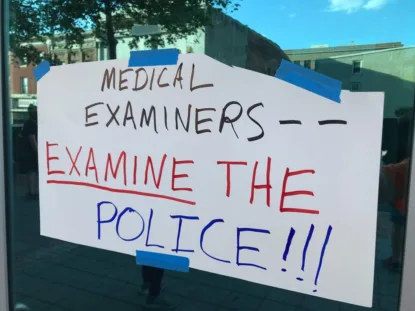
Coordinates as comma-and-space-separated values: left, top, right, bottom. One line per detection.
0, 0, 13, 309
400, 108, 415, 310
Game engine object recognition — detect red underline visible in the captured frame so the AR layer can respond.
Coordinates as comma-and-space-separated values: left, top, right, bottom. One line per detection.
46, 180, 196, 206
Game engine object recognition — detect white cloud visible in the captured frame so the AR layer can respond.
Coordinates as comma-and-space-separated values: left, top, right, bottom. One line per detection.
279, 5, 287, 10
328, 0, 365, 13
289, 13, 296, 18
363, 0, 389, 10
327, 0, 391, 13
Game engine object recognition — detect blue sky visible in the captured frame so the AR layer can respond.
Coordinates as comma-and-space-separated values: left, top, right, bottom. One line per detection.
229, 0, 415, 50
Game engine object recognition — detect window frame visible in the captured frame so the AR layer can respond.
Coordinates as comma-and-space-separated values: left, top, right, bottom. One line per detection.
0, 0, 13, 309
400, 106, 415, 311
2, 1, 415, 311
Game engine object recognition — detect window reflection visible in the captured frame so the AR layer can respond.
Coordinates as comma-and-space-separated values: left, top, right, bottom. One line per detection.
6, 0, 415, 310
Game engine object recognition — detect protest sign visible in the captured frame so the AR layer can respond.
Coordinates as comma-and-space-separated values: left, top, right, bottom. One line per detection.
37, 51, 384, 307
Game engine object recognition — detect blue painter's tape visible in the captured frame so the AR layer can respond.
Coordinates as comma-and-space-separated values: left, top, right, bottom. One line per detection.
128, 49, 179, 67
275, 60, 342, 103
136, 250, 189, 272
33, 60, 51, 82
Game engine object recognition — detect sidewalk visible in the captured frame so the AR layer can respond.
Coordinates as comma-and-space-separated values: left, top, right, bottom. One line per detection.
11, 180, 400, 311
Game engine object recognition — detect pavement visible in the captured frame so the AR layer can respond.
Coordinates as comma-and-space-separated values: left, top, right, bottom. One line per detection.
11, 176, 402, 311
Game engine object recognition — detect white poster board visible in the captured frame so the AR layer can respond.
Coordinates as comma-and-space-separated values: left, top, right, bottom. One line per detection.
37, 53, 383, 307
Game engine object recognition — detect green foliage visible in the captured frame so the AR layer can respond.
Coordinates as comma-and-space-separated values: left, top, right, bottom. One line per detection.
10, 0, 241, 64
10, 0, 86, 65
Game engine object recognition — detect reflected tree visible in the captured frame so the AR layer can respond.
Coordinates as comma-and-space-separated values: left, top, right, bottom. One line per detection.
10, 0, 241, 64
10, 0, 86, 65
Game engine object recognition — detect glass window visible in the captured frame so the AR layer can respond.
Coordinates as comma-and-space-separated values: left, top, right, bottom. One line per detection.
2, 0, 415, 311
20, 77, 28, 94
19, 57, 27, 67
353, 60, 362, 74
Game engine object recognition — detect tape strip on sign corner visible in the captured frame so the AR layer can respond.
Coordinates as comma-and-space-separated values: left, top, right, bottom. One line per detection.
33, 60, 51, 82
275, 59, 342, 104
128, 49, 179, 67
136, 250, 190, 272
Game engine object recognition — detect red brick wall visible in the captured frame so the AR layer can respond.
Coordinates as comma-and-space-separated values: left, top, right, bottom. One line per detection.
9, 44, 98, 95
9, 44, 49, 94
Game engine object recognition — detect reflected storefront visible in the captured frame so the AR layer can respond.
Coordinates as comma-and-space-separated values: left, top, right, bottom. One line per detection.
1, 0, 415, 310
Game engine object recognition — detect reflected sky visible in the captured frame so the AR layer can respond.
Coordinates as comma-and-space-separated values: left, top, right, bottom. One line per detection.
230, 0, 415, 49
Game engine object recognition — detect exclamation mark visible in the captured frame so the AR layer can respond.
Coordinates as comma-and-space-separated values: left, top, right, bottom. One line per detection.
281, 227, 295, 272
296, 224, 315, 282
313, 225, 333, 292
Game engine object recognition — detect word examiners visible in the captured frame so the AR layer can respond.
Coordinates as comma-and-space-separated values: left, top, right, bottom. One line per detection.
84, 101, 265, 142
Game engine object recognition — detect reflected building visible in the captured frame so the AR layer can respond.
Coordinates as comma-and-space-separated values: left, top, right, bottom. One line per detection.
8, 32, 98, 125
109, 10, 289, 75
285, 42, 403, 70
9, 10, 288, 125
315, 46, 415, 163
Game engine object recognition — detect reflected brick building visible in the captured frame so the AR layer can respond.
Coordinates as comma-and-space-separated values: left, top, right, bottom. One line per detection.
9, 13, 289, 124
9, 34, 98, 124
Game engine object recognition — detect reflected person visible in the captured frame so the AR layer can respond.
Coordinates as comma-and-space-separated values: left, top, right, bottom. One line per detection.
379, 108, 412, 271
141, 265, 175, 308
21, 104, 38, 200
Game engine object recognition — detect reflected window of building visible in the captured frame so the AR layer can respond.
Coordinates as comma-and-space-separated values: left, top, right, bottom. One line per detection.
351, 82, 361, 92
294, 60, 301, 65
19, 57, 27, 67
69, 54, 81, 64
20, 77, 28, 94
304, 60, 311, 69
353, 60, 362, 74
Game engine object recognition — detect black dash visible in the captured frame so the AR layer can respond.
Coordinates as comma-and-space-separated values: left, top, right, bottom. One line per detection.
318, 120, 347, 125
279, 120, 302, 125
